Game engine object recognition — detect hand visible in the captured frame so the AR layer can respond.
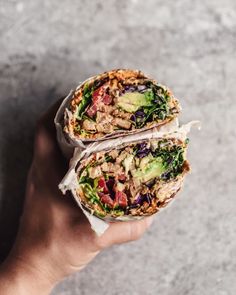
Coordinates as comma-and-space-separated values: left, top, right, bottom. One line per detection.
0, 101, 153, 294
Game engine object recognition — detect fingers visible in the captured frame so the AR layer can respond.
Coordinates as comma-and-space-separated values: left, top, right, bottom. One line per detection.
30, 98, 68, 196
37, 98, 64, 134
34, 98, 66, 166
96, 216, 154, 249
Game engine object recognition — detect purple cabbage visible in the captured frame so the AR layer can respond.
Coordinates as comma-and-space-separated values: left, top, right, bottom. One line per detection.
131, 193, 153, 208
136, 142, 150, 158
131, 114, 136, 121
106, 177, 115, 199
137, 85, 147, 92
131, 110, 145, 125
135, 110, 145, 117
138, 142, 147, 149
136, 150, 150, 158
124, 85, 136, 92
124, 84, 148, 94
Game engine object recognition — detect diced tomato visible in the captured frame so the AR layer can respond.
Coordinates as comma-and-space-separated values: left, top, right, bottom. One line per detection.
115, 191, 128, 208
92, 88, 102, 104
99, 193, 114, 208
92, 86, 112, 105
86, 103, 97, 117
117, 174, 126, 182
98, 177, 109, 193
103, 93, 112, 105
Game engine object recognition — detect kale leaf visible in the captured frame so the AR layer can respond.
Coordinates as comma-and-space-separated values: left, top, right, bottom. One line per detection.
76, 83, 93, 120
153, 144, 185, 180
134, 85, 170, 128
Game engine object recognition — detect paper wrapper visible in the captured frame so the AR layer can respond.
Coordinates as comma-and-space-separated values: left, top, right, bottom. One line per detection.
59, 120, 200, 236
54, 90, 82, 158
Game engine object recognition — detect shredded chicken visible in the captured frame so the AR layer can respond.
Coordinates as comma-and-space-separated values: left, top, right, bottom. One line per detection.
108, 149, 119, 159
82, 119, 97, 131
129, 181, 140, 199
88, 166, 102, 179
112, 118, 131, 129
100, 105, 116, 114
112, 109, 131, 120
101, 162, 123, 174
116, 151, 128, 164
96, 122, 114, 133
96, 112, 113, 123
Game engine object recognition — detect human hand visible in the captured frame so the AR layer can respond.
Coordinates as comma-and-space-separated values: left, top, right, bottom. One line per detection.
0, 101, 153, 294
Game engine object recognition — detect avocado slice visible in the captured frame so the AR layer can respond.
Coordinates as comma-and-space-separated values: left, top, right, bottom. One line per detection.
117, 91, 153, 113
132, 157, 166, 183
139, 154, 153, 170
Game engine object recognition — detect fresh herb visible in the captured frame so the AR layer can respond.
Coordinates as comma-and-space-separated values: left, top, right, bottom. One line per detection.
79, 176, 94, 186
144, 89, 155, 101
111, 209, 125, 216
104, 155, 114, 162
79, 174, 111, 213
76, 83, 93, 120
80, 182, 107, 211
133, 85, 170, 128
152, 144, 185, 180
104, 174, 109, 181
94, 210, 106, 218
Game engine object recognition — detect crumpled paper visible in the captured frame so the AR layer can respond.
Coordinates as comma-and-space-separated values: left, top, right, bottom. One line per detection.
58, 118, 200, 236
54, 90, 84, 158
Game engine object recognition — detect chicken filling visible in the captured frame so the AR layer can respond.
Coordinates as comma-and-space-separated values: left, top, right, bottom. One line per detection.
68, 76, 179, 139
77, 139, 188, 217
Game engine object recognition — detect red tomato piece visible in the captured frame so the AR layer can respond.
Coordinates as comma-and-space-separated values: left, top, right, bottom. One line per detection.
86, 103, 97, 117
92, 87, 104, 103
99, 193, 114, 208
86, 86, 112, 118
92, 86, 112, 105
103, 93, 112, 105
115, 191, 128, 208
98, 177, 109, 193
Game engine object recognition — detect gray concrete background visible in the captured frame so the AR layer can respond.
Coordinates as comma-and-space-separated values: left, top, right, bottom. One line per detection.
0, 0, 236, 294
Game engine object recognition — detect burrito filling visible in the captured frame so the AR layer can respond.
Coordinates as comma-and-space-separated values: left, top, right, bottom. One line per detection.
76, 138, 189, 217
65, 70, 180, 139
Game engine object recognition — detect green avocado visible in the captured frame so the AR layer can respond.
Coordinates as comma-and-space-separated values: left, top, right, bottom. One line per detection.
117, 91, 153, 113
132, 157, 166, 183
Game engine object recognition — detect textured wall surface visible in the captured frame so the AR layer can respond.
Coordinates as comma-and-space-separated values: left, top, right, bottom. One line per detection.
0, 0, 236, 294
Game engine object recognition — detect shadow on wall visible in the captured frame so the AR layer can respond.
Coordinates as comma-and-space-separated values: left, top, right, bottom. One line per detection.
0, 52, 92, 262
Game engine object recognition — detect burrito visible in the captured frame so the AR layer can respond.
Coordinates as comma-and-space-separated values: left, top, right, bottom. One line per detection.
74, 136, 190, 219
63, 69, 181, 141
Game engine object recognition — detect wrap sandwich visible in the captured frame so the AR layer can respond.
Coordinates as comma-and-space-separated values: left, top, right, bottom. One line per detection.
71, 135, 190, 220
62, 69, 181, 143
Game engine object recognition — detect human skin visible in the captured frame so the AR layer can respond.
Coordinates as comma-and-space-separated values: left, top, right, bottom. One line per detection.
0, 101, 153, 295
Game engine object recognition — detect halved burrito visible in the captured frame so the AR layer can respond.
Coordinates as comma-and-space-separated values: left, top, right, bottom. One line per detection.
75, 137, 190, 219
63, 69, 181, 141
